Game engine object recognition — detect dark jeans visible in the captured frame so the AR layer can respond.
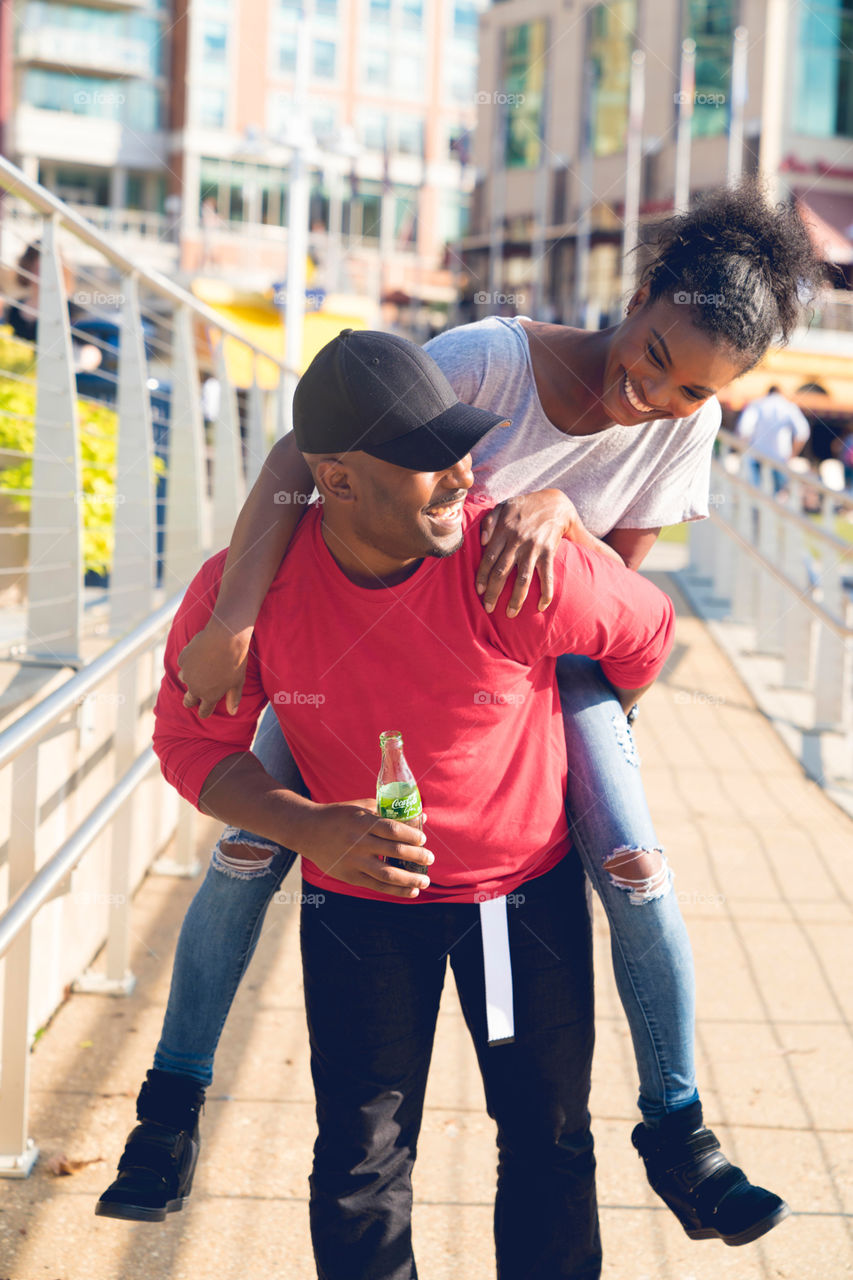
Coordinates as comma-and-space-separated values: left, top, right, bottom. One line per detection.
300, 853, 601, 1280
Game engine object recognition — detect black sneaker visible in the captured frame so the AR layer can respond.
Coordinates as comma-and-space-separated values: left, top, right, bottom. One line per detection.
632, 1105, 790, 1246
95, 1069, 205, 1222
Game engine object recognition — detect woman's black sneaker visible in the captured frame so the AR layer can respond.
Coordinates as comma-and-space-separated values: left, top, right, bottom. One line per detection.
632, 1104, 790, 1246
95, 1069, 205, 1222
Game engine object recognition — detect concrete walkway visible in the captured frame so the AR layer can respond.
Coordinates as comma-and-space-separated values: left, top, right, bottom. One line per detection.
1, 569, 851, 1279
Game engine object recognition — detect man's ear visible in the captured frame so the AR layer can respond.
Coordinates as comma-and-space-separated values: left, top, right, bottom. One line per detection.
315, 457, 356, 503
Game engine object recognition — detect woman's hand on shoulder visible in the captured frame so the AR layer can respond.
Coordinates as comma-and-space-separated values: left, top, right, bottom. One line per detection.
475, 490, 579, 617
178, 617, 253, 718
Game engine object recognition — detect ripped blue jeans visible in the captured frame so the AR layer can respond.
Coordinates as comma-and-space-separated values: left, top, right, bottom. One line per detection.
154, 654, 698, 1121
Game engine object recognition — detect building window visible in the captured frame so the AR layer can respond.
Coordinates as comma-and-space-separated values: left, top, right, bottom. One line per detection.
453, 0, 480, 43
21, 68, 164, 128
686, 0, 734, 138
313, 38, 336, 79
276, 28, 298, 73
447, 57, 476, 104
358, 108, 389, 150
52, 164, 110, 206
200, 19, 228, 68
395, 52, 424, 98
194, 86, 227, 128
310, 101, 339, 142
401, 0, 423, 29
794, 1, 853, 137
316, 0, 338, 17
501, 20, 548, 168
369, 0, 391, 25
589, 1, 635, 157
396, 114, 424, 156
364, 45, 391, 87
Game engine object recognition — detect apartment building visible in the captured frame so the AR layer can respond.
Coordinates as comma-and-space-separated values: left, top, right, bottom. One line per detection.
463, 0, 853, 325
1, 0, 486, 300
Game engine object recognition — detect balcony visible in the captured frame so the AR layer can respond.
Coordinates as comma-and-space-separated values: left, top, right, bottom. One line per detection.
16, 29, 152, 78
30, 0, 147, 7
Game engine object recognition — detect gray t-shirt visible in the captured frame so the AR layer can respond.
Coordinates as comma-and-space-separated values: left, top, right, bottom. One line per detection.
424, 316, 720, 538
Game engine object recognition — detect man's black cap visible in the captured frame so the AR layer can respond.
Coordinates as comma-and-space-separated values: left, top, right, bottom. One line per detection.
292, 328, 509, 470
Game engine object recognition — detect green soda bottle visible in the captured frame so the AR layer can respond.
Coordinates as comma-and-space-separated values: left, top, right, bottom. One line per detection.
376, 730, 424, 872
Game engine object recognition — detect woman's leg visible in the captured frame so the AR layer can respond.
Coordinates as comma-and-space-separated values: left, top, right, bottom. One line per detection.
556, 656, 789, 1246
555, 654, 697, 1122
153, 704, 304, 1084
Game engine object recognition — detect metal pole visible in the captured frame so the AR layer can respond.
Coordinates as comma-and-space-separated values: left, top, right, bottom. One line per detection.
759, 0, 789, 202
674, 38, 696, 213
573, 12, 596, 327
487, 32, 507, 308
727, 26, 749, 186
621, 50, 646, 304
529, 23, 551, 320
282, 5, 313, 434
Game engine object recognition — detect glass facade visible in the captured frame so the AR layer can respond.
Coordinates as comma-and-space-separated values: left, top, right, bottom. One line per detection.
23, 69, 164, 129
19, 2, 165, 76
501, 20, 548, 169
794, 1, 853, 136
589, 1, 635, 156
686, 0, 735, 138
313, 38, 337, 79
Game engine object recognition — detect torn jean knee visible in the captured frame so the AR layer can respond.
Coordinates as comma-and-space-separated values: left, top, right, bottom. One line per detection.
611, 712, 640, 767
211, 826, 281, 880
604, 845, 671, 906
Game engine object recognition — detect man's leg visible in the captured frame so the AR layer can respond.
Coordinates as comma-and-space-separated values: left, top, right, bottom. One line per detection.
450, 855, 601, 1280
301, 883, 447, 1280
96, 707, 301, 1221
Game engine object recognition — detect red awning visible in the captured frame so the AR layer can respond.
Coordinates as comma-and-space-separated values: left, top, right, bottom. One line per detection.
794, 190, 853, 264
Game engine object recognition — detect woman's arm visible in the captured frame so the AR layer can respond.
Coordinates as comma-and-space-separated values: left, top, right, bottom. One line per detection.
601, 526, 661, 571
179, 434, 314, 717
476, 491, 624, 616
477, 497, 666, 614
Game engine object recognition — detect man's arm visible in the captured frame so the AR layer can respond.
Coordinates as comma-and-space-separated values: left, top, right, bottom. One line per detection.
197, 752, 433, 896
153, 557, 432, 897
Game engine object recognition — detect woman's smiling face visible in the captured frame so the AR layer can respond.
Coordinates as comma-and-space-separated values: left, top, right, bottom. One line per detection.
602, 284, 748, 427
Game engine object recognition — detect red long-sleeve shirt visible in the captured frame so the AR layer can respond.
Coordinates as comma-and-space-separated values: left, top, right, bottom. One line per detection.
153, 501, 674, 902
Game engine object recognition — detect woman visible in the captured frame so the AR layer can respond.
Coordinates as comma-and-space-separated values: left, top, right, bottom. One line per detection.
99, 183, 823, 1243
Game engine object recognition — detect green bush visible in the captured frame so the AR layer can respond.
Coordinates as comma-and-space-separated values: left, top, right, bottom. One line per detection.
0, 329, 156, 577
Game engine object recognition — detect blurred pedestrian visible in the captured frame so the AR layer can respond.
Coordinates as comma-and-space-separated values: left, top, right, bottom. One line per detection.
736, 384, 810, 494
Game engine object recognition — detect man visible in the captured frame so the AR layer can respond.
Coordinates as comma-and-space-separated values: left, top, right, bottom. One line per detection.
736, 384, 811, 494
99, 331, 675, 1278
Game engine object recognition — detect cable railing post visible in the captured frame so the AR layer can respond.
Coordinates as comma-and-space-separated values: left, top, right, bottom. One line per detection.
151, 800, 200, 879
164, 305, 208, 590
0, 745, 41, 1176
74, 660, 139, 995
711, 472, 735, 604
756, 466, 784, 653
814, 564, 852, 731
110, 274, 156, 635
26, 215, 82, 665
246, 368, 267, 491
211, 338, 245, 551
781, 478, 816, 689
731, 474, 758, 625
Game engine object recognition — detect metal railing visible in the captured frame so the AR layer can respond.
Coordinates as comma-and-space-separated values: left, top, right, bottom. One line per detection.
0, 597, 183, 1175
0, 156, 298, 1177
686, 430, 853, 774
0, 152, 295, 661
